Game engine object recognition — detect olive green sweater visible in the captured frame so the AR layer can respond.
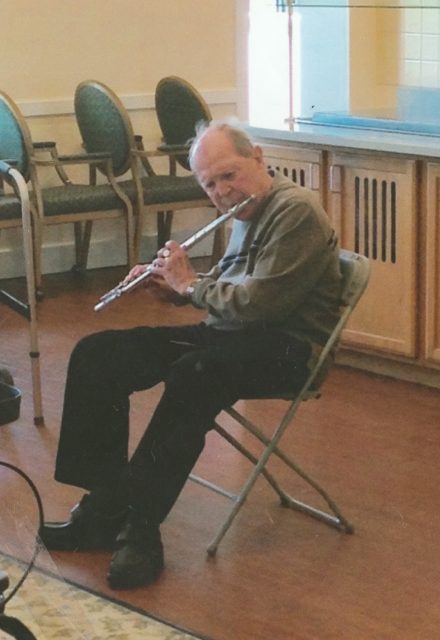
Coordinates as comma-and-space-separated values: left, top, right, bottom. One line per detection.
190, 175, 342, 348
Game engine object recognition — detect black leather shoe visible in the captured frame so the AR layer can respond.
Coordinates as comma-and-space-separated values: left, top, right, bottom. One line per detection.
39, 494, 126, 551
107, 509, 164, 589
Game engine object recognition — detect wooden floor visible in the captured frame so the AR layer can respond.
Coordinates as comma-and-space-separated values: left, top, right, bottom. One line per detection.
1, 266, 440, 640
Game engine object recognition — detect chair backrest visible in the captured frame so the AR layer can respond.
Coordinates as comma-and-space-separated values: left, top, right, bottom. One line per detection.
305, 249, 370, 393
155, 76, 212, 170
74, 80, 136, 178
338, 249, 370, 312
0, 91, 34, 182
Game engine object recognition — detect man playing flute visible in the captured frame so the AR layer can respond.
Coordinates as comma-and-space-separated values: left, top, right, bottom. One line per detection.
39, 121, 342, 590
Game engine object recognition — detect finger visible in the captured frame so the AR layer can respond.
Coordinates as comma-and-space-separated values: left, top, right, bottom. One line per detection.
157, 247, 171, 259
151, 258, 166, 271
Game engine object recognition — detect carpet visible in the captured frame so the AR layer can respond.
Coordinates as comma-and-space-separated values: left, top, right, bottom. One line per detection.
0, 553, 203, 640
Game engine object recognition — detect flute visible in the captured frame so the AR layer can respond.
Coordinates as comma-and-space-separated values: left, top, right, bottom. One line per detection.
94, 194, 256, 312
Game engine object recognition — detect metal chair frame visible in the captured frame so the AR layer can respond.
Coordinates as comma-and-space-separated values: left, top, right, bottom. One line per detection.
0, 161, 43, 425
189, 250, 370, 555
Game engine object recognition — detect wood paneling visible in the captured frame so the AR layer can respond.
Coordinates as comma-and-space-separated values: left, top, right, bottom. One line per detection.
425, 163, 440, 363
262, 143, 324, 200
328, 152, 418, 357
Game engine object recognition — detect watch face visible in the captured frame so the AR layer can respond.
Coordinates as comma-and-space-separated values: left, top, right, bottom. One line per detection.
186, 278, 201, 296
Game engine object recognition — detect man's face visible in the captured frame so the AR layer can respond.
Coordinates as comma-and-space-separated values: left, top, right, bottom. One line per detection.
191, 130, 272, 220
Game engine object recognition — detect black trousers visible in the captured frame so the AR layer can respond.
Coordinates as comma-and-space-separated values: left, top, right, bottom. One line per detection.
54, 323, 311, 524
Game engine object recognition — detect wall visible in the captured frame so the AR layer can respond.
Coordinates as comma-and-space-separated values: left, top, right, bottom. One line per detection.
0, 0, 237, 277
401, 5, 440, 87
350, 7, 399, 112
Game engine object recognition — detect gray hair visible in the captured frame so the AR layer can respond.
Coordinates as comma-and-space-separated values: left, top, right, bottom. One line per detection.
188, 119, 254, 169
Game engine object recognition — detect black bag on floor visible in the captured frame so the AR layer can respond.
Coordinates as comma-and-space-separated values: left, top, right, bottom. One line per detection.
0, 369, 21, 426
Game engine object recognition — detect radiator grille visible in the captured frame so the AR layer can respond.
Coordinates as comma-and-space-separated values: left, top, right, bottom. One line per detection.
267, 163, 306, 186
354, 176, 397, 263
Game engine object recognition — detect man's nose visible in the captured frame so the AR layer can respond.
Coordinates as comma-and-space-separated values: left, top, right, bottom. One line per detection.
215, 182, 232, 199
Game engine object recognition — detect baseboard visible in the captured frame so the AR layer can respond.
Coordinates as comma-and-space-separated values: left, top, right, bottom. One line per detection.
0, 230, 215, 280
337, 348, 440, 389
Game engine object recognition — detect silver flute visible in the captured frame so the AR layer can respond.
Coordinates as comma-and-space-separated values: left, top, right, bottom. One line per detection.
94, 194, 256, 312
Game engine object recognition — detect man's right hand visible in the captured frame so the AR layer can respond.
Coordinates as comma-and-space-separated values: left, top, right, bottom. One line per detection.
120, 263, 150, 288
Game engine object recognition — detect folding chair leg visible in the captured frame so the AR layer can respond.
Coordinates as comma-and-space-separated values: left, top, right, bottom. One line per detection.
271, 453, 354, 533
203, 437, 352, 557
212, 423, 292, 503
203, 403, 353, 555
225, 407, 353, 529
206, 453, 268, 556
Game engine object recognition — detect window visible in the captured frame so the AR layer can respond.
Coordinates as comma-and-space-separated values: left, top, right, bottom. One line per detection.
241, 1, 440, 133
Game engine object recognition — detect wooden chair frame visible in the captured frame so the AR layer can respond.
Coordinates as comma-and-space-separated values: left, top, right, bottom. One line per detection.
0, 89, 135, 296
74, 80, 215, 263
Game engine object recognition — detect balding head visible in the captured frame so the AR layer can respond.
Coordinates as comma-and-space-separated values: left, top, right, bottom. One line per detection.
188, 121, 273, 220
189, 122, 254, 170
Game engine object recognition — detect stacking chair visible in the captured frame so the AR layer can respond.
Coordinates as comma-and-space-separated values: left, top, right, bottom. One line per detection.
0, 160, 43, 425
154, 76, 215, 251
0, 90, 136, 296
155, 75, 212, 171
190, 249, 370, 555
74, 80, 212, 261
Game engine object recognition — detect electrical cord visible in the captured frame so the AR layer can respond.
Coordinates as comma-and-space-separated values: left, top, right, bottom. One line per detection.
0, 461, 45, 605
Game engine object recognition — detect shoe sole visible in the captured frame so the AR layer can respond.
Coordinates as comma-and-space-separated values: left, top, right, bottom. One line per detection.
39, 525, 117, 552
107, 560, 164, 590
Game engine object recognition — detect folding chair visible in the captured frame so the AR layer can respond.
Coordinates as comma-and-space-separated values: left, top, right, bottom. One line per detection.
0, 161, 43, 425
190, 249, 370, 555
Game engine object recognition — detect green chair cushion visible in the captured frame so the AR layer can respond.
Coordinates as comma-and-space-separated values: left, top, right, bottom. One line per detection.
0, 195, 22, 220
28, 176, 206, 218
40, 183, 127, 216
2, 175, 207, 220
120, 174, 207, 205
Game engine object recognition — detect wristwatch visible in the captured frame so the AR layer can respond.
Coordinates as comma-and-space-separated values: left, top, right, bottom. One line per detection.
185, 277, 202, 297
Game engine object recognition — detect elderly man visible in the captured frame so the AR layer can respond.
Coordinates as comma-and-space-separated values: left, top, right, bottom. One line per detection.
40, 122, 342, 590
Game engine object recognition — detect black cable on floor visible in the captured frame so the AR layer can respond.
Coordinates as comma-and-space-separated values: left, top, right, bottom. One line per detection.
0, 461, 45, 605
